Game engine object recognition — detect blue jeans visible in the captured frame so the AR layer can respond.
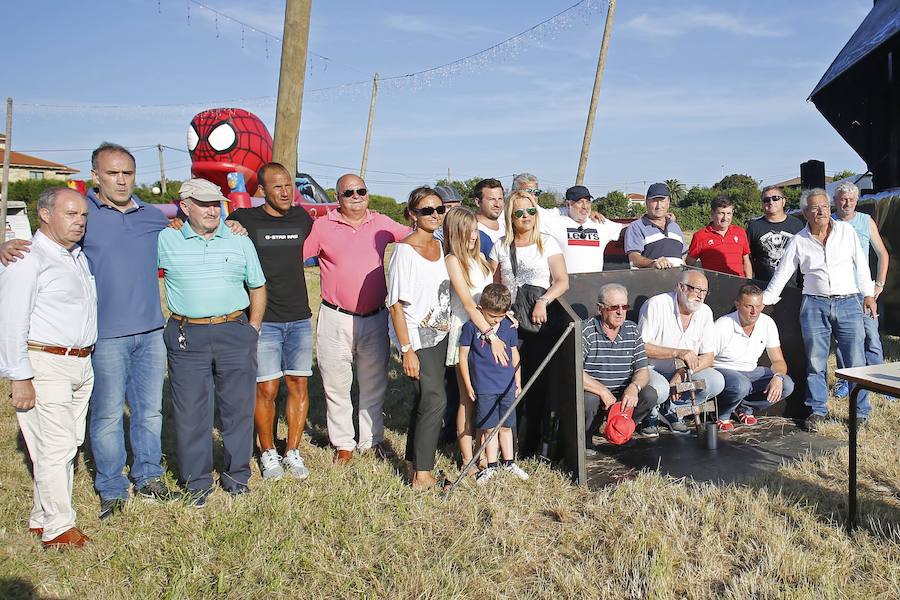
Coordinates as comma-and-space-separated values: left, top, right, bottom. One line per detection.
717, 367, 795, 420
834, 293, 883, 370
799, 295, 870, 417
648, 366, 725, 417
256, 318, 313, 381
89, 329, 166, 500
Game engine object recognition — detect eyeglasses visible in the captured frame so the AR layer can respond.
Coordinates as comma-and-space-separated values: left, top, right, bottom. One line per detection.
522, 188, 543, 196
806, 205, 829, 214
762, 195, 784, 204
680, 282, 708, 297
513, 207, 538, 219
340, 188, 368, 198
411, 205, 447, 217
599, 303, 629, 312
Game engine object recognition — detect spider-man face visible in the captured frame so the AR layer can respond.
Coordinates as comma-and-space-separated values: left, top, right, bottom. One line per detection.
188, 108, 273, 196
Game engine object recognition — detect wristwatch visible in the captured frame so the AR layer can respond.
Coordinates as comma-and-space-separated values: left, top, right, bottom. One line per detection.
875, 281, 885, 287
773, 374, 784, 383
400, 343, 413, 353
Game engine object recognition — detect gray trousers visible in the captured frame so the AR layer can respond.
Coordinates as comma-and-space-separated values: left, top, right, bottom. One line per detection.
404, 337, 449, 472
584, 386, 658, 442
164, 316, 258, 493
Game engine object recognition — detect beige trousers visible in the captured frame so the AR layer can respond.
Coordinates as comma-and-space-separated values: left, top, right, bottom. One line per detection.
16, 350, 93, 541
316, 305, 389, 451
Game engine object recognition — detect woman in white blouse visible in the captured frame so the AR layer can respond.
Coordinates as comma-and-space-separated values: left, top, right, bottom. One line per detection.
489, 190, 569, 456
443, 207, 507, 474
387, 186, 452, 489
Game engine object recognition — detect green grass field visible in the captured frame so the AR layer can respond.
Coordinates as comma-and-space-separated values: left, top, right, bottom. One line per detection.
1, 268, 899, 599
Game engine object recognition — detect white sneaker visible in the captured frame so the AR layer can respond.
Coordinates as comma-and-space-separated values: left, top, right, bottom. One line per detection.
282, 449, 310, 480
476, 466, 497, 486
503, 462, 529, 481
259, 449, 284, 480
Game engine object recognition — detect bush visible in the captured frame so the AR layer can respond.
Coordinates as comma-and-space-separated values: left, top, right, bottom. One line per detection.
325, 188, 405, 224
6, 178, 71, 232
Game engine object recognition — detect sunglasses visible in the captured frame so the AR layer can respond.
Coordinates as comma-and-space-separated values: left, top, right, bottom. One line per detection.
340, 188, 368, 198
522, 188, 543, 195
513, 207, 538, 219
680, 282, 708, 296
762, 195, 784, 204
600, 304, 629, 312
411, 205, 447, 217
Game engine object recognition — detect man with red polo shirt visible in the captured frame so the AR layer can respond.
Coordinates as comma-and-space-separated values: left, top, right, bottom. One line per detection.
687, 196, 752, 277
302, 174, 410, 464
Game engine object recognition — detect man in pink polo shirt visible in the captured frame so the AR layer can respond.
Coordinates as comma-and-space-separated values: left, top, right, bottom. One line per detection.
303, 174, 410, 464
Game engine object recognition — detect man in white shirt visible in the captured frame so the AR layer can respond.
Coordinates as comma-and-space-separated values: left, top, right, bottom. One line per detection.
713, 284, 794, 428
0, 187, 97, 548
763, 188, 876, 432
540, 185, 624, 273
639, 269, 726, 435
474, 178, 506, 252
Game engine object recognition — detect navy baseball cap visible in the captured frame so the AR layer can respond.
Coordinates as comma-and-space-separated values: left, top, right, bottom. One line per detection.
646, 183, 670, 199
434, 185, 463, 204
565, 185, 592, 202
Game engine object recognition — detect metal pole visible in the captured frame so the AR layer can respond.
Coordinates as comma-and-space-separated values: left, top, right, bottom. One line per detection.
444, 322, 576, 498
575, 0, 616, 185
157, 144, 167, 197
847, 386, 858, 533
272, 0, 313, 176
359, 73, 379, 179
1, 98, 12, 240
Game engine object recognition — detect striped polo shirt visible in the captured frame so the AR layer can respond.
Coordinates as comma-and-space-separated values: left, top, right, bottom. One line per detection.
158, 222, 266, 318
624, 215, 686, 262
581, 318, 648, 395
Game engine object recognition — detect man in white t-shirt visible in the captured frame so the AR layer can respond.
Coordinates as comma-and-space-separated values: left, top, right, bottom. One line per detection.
639, 269, 725, 435
713, 284, 793, 428
473, 178, 506, 254
540, 185, 623, 273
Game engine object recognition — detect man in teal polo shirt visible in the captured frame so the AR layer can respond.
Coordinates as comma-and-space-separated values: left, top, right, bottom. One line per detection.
158, 178, 266, 505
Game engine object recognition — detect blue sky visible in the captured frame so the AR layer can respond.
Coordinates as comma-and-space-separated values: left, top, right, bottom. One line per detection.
3, 0, 873, 201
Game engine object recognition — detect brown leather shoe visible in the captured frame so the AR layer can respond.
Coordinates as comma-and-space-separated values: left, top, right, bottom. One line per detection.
29, 527, 43, 537
42, 527, 90, 548
334, 449, 353, 465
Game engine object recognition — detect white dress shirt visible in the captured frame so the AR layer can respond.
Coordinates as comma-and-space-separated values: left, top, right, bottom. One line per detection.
763, 220, 875, 304
638, 291, 716, 372
713, 311, 781, 372
0, 230, 98, 380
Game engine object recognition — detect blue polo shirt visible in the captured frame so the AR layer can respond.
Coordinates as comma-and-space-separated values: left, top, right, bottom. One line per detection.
158, 222, 266, 318
83, 188, 169, 339
624, 215, 686, 261
459, 318, 518, 394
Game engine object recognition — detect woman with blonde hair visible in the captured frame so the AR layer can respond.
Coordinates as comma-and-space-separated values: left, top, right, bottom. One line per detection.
489, 190, 569, 457
443, 206, 507, 474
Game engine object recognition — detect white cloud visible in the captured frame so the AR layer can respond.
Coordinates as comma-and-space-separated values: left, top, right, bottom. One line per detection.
624, 9, 789, 39
382, 14, 503, 40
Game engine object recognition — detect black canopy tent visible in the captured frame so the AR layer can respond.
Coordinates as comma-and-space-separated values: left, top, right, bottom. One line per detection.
809, 0, 900, 191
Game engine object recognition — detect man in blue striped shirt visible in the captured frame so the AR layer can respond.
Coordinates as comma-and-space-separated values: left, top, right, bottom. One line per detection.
582, 283, 659, 447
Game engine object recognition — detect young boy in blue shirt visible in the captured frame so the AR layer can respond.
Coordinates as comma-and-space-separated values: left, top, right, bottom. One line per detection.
457, 284, 526, 484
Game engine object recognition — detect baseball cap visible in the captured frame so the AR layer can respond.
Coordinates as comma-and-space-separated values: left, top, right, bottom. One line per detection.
646, 182, 670, 200
179, 178, 228, 203
434, 185, 463, 204
603, 401, 636, 445
565, 185, 592, 202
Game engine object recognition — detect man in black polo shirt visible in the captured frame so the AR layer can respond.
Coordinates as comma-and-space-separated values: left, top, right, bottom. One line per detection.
228, 162, 314, 480
582, 283, 658, 449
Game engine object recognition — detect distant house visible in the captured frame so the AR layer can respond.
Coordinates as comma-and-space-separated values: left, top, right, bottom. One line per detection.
770, 176, 834, 190
626, 193, 645, 208
0, 134, 78, 183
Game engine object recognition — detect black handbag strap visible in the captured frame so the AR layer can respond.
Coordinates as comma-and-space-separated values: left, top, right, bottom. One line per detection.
509, 241, 519, 279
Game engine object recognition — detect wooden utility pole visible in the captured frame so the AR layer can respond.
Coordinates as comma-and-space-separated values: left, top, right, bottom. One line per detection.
575, 0, 616, 185
359, 73, 379, 179
447, 167, 451, 183
157, 144, 167, 197
1, 98, 12, 240
272, 0, 313, 176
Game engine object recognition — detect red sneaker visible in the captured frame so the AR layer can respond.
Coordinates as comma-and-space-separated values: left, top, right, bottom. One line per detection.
736, 413, 758, 426
716, 419, 735, 432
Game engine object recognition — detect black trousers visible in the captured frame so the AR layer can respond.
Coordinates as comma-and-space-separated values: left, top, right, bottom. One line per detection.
164, 317, 258, 492
405, 337, 449, 472
584, 386, 658, 443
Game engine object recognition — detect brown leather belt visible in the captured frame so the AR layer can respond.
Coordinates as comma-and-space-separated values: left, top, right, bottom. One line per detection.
170, 310, 244, 325
27, 343, 94, 357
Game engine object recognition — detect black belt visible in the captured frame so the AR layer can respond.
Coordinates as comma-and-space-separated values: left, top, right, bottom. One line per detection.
322, 300, 383, 318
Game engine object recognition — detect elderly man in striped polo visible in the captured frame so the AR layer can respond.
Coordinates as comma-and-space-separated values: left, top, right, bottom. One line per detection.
582, 283, 659, 451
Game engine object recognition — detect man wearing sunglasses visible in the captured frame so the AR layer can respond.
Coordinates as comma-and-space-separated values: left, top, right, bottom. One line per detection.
303, 174, 410, 464
639, 270, 725, 435
582, 283, 657, 452
746, 185, 804, 286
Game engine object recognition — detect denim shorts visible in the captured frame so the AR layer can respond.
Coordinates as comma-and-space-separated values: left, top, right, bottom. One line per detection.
256, 318, 313, 381
475, 387, 517, 429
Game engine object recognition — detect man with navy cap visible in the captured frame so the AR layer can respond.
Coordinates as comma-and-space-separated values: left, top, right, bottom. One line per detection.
540, 185, 624, 273
624, 183, 687, 269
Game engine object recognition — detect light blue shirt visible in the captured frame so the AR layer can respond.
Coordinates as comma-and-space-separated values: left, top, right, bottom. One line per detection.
158, 222, 265, 318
